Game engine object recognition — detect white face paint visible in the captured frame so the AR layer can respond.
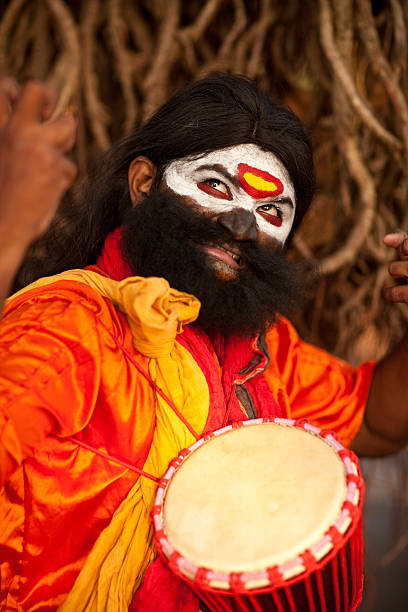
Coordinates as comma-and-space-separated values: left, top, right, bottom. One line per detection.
163, 144, 296, 244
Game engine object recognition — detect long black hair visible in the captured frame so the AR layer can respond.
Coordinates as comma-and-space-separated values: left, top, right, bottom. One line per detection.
14, 73, 314, 290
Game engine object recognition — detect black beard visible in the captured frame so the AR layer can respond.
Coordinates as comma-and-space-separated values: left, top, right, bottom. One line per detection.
122, 191, 307, 337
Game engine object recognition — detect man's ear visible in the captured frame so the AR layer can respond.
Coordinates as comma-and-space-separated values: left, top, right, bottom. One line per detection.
128, 156, 157, 205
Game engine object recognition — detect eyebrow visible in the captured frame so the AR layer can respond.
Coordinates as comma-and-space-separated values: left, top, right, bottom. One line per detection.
195, 163, 241, 190
272, 196, 294, 210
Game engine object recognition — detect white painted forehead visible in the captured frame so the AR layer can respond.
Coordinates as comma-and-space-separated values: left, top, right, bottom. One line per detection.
165, 143, 293, 186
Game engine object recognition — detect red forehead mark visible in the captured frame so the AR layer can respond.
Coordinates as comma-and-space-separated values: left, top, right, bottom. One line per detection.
238, 163, 284, 199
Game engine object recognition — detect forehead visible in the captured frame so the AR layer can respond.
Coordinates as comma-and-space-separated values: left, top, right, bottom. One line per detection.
169, 144, 292, 183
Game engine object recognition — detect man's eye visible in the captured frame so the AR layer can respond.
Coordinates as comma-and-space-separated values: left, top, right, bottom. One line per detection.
257, 204, 283, 227
197, 179, 232, 201
258, 203, 281, 216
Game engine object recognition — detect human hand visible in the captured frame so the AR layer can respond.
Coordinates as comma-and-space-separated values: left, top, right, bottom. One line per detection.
0, 78, 77, 250
383, 229, 408, 303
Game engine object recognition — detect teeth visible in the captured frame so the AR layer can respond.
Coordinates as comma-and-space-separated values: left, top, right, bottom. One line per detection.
220, 246, 240, 263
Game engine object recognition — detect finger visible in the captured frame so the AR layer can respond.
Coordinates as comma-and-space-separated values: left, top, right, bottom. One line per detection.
12, 81, 57, 125
0, 76, 19, 99
383, 229, 408, 248
58, 156, 77, 187
0, 76, 19, 127
388, 260, 408, 279
383, 229, 408, 260
383, 284, 408, 303
36, 158, 77, 230
41, 115, 77, 153
399, 237, 408, 259
34, 160, 77, 238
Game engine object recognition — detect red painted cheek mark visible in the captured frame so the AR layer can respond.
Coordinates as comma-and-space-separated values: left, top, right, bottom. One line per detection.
258, 210, 283, 227
197, 182, 232, 200
238, 163, 284, 199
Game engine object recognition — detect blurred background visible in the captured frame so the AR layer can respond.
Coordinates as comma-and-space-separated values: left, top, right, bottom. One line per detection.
0, 0, 407, 608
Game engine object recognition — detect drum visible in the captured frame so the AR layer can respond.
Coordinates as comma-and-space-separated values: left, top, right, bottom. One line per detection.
152, 417, 364, 612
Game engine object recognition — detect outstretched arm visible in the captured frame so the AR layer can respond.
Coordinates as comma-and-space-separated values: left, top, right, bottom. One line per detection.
351, 230, 408, 456
0, 78, 77, 312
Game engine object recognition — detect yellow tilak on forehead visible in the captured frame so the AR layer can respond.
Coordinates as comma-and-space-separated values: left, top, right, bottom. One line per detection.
243, 172, 280, 192
238, 163, 284, 199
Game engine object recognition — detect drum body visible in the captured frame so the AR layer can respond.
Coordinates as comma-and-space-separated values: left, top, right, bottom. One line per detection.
152, 418, 364, 612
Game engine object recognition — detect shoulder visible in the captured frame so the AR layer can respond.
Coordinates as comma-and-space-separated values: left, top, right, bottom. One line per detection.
1, 276, 124, 344
6, 274, 109, 310
265, 316, 306, 366
266, 316, 353, 371
266, 316, 299, 345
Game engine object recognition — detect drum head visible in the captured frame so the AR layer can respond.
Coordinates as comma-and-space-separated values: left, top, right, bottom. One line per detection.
162, 422, 347, 573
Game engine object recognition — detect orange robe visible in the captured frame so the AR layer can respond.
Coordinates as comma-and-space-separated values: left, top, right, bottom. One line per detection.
0, 267, 374, 610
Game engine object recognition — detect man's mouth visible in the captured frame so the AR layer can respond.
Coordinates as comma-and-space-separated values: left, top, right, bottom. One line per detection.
199, 244, 243, 270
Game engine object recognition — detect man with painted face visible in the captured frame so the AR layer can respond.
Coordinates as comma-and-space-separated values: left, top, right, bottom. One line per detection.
1, 73, 408, 610
121, 144, 302, 339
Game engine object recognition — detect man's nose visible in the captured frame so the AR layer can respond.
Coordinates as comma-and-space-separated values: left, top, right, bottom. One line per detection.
217, 209, 258, 241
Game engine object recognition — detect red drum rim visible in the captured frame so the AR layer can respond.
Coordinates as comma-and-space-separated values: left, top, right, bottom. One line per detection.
152, 416, 364, 595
